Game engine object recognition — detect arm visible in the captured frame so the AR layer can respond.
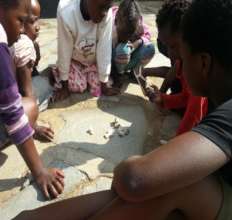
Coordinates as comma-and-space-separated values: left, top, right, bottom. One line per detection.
96, 10, 113, 84
57, 12, 74, 82
53, 12, 74, 101
0, 44, 64, 199
176, 96, 208, 135
113, 131, 228, 202
16, 62, 34, 98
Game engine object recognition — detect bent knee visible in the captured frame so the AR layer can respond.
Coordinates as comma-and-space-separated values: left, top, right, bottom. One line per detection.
22, 97, 39, 126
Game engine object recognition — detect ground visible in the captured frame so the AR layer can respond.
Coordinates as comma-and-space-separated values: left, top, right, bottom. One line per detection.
0, 2, 180, 219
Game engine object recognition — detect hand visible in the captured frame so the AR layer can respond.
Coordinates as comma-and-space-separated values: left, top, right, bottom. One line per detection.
52, 81, 70, 102
146, 85, 164, 108
34, 168, 65, 199
34, 125, 54, 142
101, 82, 120, 96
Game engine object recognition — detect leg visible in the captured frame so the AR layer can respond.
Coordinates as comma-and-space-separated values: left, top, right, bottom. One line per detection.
68, 61, 87, 93
127, 43, 155, 71
14, 190, 117, 220
114, 43, 131, 74
22, 97, 38, 127
32, 75, 53, 112
14, 176, 222, 220
90, 176, 222, 220
85, 65, 101, 97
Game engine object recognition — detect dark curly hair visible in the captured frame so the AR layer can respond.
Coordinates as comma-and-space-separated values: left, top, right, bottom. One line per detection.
182, 0, 232, 71
156, 0, 191, 33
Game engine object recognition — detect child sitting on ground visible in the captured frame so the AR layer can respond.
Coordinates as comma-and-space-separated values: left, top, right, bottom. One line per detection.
0, 0, 64, 200
111, 0, 155, 89
146, 0, 208, 135
10, 0, 54, 141
52, 0, 119, 102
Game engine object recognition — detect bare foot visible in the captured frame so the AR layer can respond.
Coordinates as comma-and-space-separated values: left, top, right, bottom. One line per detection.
34, 124, 54, 142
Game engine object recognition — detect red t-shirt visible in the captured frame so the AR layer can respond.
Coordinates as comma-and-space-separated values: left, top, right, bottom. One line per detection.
161, 60, 208, 135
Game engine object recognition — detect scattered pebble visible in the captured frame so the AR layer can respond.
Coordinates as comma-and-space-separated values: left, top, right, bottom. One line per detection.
104, 128, 115, 139
117, 127, 130, 137
111, 118, 120, 129
87, 127, 94, 135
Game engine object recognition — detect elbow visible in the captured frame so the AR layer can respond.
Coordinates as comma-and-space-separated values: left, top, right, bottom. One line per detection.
113, 156, 147, 202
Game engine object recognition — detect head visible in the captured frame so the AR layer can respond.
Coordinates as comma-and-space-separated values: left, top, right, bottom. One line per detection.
115, 0, 143, 43
87, 0, 113, 23
181, 0, 232, 100
156, 0, 191, 60
0, 0, 30, 46
24, 0, 40, 41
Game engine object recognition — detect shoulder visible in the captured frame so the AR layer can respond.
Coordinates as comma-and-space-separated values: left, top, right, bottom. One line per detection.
58, 0, 79, 17
0, 23, 8, 44
193, 99, 232, 156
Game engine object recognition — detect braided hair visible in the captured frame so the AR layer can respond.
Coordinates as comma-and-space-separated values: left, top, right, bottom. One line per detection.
156, 0, 191, 33
116, 0, 144, 41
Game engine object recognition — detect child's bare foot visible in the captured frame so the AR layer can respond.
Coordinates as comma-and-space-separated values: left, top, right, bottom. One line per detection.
34, 124, 54, 142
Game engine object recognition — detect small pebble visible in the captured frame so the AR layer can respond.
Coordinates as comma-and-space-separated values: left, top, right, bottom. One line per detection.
117, 127, 130, 137
87, 127, 94, 135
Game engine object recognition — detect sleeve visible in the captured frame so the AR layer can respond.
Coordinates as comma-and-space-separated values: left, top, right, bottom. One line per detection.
161, 91, 189, 109
96, 9, 113, 83
192, 99, 232, 158
177, 96, 208, 135
11, 35, 36, 68
0, 43, 34, 145
57, 11, 74, 81
140, 22, 152, 44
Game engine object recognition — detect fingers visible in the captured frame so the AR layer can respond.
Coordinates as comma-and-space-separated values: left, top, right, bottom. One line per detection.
42, 184, 50, 200
48, 183, 59, 199
55, 169, 65, 178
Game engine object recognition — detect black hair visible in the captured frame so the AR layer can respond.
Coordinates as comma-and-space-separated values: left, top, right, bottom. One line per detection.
117, 0, 144, 40
156, 0, 191, 33
0, 0, 20, 8
182, 0, 232, 71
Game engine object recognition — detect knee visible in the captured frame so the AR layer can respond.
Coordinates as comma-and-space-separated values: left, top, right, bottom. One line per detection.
114, 43, 131, 65
22, 97, 39, 127
140, 44, 155, 65
113, 155, 146, 202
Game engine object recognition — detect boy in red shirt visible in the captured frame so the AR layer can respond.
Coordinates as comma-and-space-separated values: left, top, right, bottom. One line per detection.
145, 0, 208, 135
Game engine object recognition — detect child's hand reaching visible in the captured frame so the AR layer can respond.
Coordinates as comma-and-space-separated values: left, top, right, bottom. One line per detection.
146, 85, 164, 109
35, 168, 65, 199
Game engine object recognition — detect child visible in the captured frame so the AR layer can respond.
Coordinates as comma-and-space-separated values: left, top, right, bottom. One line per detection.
14, 0, 232, 219
10, 0, 54, 141
52, 0, 119, 101
0, 0, 64, 199
146, 0, 208, 136
112, 0, 155, 88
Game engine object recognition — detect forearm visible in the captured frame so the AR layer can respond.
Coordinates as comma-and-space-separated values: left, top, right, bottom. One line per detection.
17, 137, 45, 177
143, 67, 170, 78
17, 65, 34, 98
113, 131, 228, 202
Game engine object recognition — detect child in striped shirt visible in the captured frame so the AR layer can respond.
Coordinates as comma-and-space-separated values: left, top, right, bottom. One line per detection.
0, 0, 64, 199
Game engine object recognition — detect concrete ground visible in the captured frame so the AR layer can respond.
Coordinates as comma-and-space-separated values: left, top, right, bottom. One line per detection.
0, 2, 180, 219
